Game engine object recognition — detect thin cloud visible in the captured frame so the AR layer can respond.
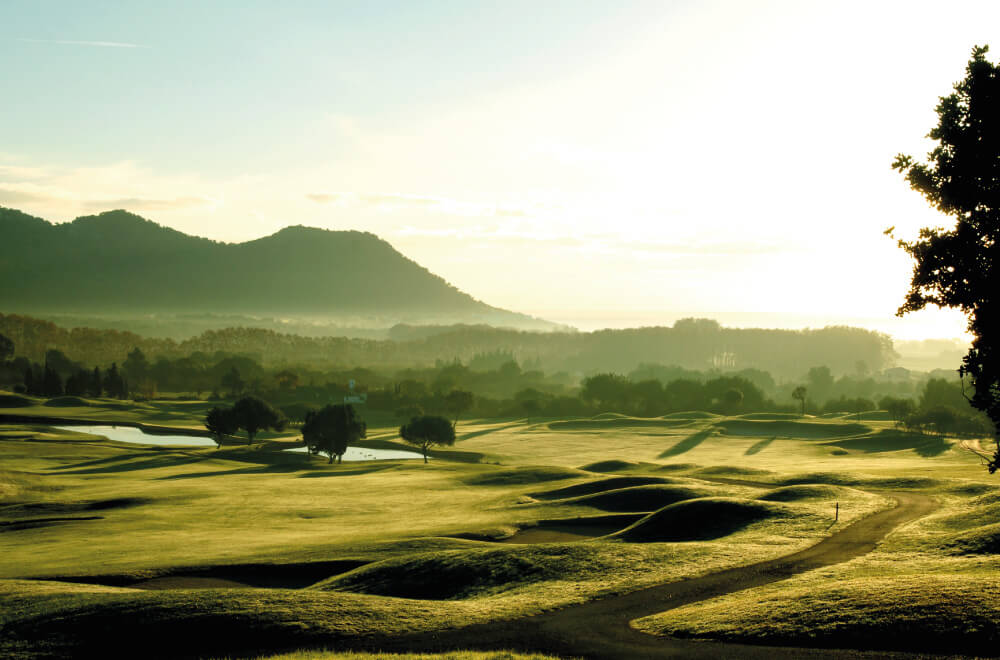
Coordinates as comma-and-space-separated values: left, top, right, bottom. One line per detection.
82, 196, 211, 211
0, 188, 53, 204
17, 38, 145, 49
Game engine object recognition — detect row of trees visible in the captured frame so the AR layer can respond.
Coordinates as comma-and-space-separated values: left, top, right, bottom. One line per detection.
204, 396, 287, 446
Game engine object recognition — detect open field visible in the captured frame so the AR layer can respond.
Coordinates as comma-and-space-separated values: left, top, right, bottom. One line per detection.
1, 394, 997, 658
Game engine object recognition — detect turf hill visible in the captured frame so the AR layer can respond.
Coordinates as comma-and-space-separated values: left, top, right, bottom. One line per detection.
0, 207, 555, 330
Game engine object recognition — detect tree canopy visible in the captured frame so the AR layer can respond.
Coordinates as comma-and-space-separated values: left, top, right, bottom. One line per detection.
302, 404, 367, 463
205, 406, 239, 448
231, 396, 285, 445
893, 45, 1000, 470
399, 415, 455, 463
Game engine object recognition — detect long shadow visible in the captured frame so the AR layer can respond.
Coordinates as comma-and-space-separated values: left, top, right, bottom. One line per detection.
658, 429, 712, 458
459, 422, 524, 441
825, 431, 953, 458
297, 465, 397, 478
745, 436, 776, 456
53, 454, 212, 475
156, 463, 306, 480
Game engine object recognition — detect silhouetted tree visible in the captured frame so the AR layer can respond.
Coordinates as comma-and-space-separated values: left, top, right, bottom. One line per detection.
89, 366, 103, 397
42, 364, 62, 397
399, 415, 455, 463
205, 406, 239, 448
232, 395, 285, 445
23, 367, 36, 396
123, 347, 150, 383
64, 369, 89, 396
792, 386, 808, 416
0, 333, 13, 362
722, 388, 744, 413
892, 45, 1000, 471
879, 396, 915, 427
444, 389, 474, 429
302, 404, 367, 463
104, 363, 126, 399
221, 366, 245, 398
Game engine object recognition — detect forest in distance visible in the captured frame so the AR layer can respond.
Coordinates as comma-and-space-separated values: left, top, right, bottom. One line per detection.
0, 312, 989, 438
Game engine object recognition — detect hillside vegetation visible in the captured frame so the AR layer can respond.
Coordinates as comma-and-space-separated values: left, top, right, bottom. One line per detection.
0, 207, 551, 330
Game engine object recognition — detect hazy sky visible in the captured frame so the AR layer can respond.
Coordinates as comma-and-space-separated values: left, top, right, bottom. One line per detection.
3, 1, 998, 339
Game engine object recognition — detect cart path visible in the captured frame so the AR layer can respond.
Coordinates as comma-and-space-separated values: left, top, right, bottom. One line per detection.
363, 489, 938, 659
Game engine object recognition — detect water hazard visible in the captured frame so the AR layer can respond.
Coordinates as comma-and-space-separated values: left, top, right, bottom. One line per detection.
52, 425, 423, 460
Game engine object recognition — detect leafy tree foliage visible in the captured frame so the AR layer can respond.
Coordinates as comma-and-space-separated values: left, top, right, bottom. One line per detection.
879, 396, 915, 426
444, 389, 474, 429
42, 364, 62, 397
0, 333, 13, 362
123, 347, 149, 383
792, 386, 807, 416
399, 415, 455, 463
231, 396, 285, 445
204, 406, 239, 448
221, 366, 245, 398
892, 45, 1000, 471
302, 404, 367, 463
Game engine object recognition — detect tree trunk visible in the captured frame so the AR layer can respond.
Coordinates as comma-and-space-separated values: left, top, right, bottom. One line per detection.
423, 444, 428, 463
328, 454, 334, 464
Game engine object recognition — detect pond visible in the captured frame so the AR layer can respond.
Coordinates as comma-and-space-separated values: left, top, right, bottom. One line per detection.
284, 445, 424, 461
53, 425, 217, 447
51, 424, 424, 460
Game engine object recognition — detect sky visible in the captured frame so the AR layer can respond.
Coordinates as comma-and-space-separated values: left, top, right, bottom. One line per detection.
2, 0, 998, 340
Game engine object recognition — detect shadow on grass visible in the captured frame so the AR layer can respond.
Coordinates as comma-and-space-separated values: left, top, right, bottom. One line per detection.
156, 464, 306, 480
824, 430, 953, 457
744, 436, 776, 456
459, 421, 524, 441
297, 465, 397, 478
658, 429, 712, 458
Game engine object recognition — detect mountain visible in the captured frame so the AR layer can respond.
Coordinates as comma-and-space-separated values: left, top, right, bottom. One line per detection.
0, 207, 557, 330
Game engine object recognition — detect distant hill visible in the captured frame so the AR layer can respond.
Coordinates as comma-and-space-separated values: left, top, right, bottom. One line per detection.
0, 207, 557, 330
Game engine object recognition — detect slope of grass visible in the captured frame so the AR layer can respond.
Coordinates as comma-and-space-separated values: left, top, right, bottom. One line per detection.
612, 498, 799, 542
553, 485, 721, 513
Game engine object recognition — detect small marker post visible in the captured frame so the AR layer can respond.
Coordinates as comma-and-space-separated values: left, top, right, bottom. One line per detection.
835, 501, 839, 522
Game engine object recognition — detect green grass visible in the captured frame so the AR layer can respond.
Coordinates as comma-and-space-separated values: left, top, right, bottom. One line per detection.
246, 651, 566, 660
1, 394, 996, 658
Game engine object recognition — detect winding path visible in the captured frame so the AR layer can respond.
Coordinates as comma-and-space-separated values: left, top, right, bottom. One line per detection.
366, 489, 939, 659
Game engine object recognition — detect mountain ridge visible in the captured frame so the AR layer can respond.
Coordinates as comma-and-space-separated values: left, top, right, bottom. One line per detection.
0, 207, 557, 330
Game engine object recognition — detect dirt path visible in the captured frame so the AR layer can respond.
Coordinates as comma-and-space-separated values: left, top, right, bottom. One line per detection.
365, 489, 938, 659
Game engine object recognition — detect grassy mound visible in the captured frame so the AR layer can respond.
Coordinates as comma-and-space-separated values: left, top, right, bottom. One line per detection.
611, 497, 792, 542
531, 476, 677, 500
824, 429, 952, 457
659, 411, 719, 419
691, 466, 773, 478
43, 396, 93, 407
713, 419, 870, 438
313, 545, 611, 599
948, 482, 996, 496
635, 574, 1000, 656
256, 651, 564, 660
578, 460, 652, 473
547, 418, 690, 431
756, 485, 843, 502
0, 394, 32, 408
774, 473, 941, 489
935, 502, 1000, 532
943, 522, 1000, 554
561, 485, 714, 512
463, 466, 589, 486
736, 413, 802, 420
